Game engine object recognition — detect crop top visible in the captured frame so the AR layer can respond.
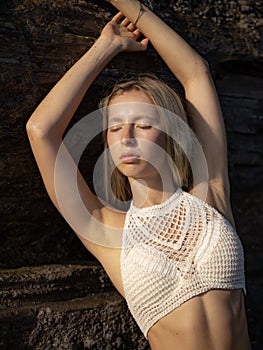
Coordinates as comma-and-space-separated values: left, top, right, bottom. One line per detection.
120, 187, 246, 338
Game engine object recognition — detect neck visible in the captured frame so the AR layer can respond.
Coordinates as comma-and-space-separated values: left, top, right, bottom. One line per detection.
129, 172, 178, 208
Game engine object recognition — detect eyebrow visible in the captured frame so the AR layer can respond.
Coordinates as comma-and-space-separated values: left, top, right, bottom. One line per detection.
108, 115, 157, 124
108, 117, 123, 124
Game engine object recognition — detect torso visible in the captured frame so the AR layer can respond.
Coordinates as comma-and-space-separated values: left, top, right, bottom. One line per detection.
148, 288, 251, 350
82, 185, 251, 350
94, 250, 251, 349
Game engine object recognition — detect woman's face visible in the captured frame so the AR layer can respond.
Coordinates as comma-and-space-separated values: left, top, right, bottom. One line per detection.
107, 89, 168, 181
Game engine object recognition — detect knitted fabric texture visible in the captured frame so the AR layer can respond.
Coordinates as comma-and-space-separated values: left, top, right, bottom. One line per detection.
120, 188, 246, 338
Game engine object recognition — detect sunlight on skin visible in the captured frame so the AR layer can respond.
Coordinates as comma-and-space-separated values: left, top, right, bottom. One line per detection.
54, 92, 208, 247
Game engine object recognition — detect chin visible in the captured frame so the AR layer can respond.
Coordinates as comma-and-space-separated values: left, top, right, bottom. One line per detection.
117, 164, 156, 180
117, 166, 142, 179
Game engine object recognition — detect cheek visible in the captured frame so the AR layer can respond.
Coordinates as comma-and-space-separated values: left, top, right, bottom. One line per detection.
146, 131, 166, 150
107, 128, 124, 145
106, 133, 121, 164
140, 135, 167, 165
106, 132, 119, 154
156, 132, 167, 149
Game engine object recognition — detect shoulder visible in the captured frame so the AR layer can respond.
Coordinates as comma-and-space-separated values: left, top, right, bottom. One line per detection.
74, 203, 126, 260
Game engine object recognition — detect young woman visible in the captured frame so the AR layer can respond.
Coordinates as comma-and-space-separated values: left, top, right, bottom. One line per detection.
26, 0, 251, 349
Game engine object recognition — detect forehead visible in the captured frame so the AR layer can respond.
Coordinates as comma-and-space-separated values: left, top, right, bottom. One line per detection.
107, 102, 159, 121
107, 89, 166, 126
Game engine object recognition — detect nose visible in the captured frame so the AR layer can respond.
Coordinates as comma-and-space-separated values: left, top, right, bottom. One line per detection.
121, 124, 136, 146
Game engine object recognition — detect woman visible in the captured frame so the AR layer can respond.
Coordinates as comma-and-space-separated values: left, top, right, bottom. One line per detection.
26, 0, 251, 349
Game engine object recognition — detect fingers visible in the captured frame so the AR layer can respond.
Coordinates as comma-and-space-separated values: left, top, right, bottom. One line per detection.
112, 12, 136, 31
111, 11, 124, 23
133, 28, 142, 37
119, 15, 144, 39
139, 38, 149, 51
121, 17, 135, 30
110, 11, 149, 51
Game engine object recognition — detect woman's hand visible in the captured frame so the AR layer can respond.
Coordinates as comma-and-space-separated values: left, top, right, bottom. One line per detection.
100, 12, 149, 52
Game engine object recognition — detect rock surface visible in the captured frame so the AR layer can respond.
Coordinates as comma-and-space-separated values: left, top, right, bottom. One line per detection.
0, 264, 149, 349
0, 0, 262, 349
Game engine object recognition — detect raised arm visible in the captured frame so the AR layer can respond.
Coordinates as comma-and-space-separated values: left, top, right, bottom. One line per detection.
26, 13, 148, 254
107, 0, 229, 186
26, 12, 148, 140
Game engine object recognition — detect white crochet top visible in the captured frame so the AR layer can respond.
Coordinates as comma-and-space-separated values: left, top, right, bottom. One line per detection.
120, 187, 246, 338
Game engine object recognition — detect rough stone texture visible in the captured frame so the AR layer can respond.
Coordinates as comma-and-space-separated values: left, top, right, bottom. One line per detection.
0, 264, 115, 308
0, 264, 149, 350
0, 0, 263, 349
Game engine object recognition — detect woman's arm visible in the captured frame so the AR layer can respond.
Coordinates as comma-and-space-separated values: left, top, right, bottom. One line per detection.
107, 0, 229, 186
27, 12, 148, 139
26, 13, 148, 254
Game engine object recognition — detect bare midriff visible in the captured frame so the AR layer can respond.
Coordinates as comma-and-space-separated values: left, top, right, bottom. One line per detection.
147, 289, 251, 350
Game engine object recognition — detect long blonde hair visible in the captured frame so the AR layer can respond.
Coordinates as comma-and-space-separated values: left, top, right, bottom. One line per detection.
99, 74, 192, 207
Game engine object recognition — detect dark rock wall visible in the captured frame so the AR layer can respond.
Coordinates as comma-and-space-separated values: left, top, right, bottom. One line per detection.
0, 0, 262, 349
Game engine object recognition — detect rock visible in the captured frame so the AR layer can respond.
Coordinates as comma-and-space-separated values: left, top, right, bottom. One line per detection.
0, 264, 149, 350
1, 0, 262, 348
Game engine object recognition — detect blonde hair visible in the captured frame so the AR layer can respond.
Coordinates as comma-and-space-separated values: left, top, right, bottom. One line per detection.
99, 74, 192, 206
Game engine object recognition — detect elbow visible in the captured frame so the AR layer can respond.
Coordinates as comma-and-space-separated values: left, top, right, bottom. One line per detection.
196, 56, 211, 76
191, 52, 211, 76
201, 57, 210, 70
184, 57, 212, 88
26, 119, 36, 135
26, 119, 45, 139
26, 115, 60, 140
26, 119, 57, 142
26, 119, 37, 138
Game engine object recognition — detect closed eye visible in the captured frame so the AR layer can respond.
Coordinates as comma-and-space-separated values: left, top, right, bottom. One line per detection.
108, 124, 122, 132
136, 124, 152, 129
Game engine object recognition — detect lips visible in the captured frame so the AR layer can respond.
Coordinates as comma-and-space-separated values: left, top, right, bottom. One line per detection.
120, 153, 140, 164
